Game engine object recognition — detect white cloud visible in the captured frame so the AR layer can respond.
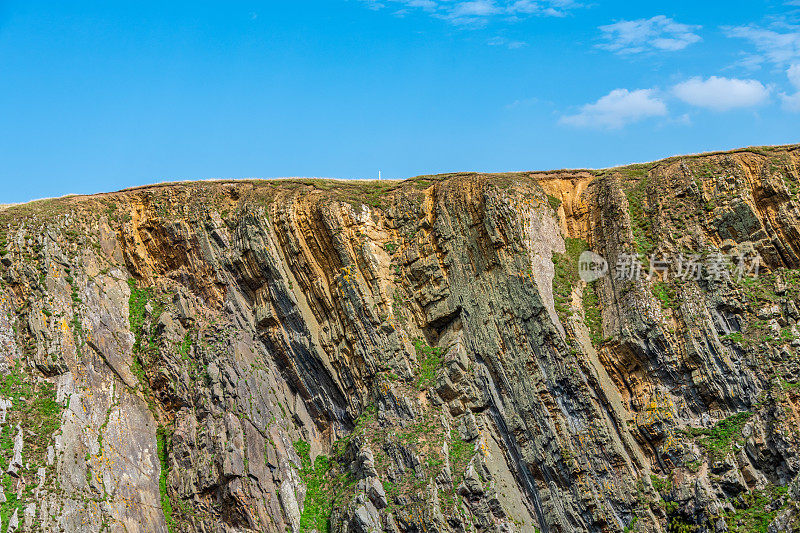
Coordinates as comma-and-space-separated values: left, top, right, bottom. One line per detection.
445, 0, 501, 24
407, 0, 437, 7
724, 24, 800, 67
360, 0, 581, 26
781, 63, 800, 111
507, 0, 575, 17
672, 76, 770, 111
508, 0, 541, 14
560, 88, 667, 129
672, 113, 692, 126
788, 63, 800, 88
598, 15, 701, 54
451, 0, 500, 17
487, 36, 527, 48
725, 23, 800, 106
504, 96, 542, 109
782, 91, 800, 110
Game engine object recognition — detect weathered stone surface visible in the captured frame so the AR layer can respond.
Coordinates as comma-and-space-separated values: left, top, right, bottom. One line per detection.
0, 146, 799, 532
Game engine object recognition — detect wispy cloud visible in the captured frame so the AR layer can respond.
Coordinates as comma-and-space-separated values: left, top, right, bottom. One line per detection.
597, 16, 702, 54
723, 23, 800, 68
504, 96, 543, 109
487, 35, 527, 48
724, 20, 800, 107
360, 0, 581, 26
560, 88, 667, 129
782, 91, 800, 110
789, 63, 800, 87
781, 63, 800, 110
451, 0, 500, 17
672, 76, 771, 111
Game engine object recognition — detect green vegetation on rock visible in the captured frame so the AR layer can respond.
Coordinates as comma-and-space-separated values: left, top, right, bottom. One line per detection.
624, 176, 654, 257
0, 361, 63, 531
688, 412, 752, 459
723, 485, 789, 533
0, 473, 24, 533
293, 439, 341, 533
127, 278, 164, 412
128, 278, 153, 351
414, 340, 443, 390
448, 429, 471, 485
157, 425, 175, 533
552, 237, 588, 323
582, 282, 604, 346
651, 281, 677, 310
547, 194, 562, 212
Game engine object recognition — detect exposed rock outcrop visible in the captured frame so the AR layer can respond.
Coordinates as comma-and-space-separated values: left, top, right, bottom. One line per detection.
0, 145, 799, 532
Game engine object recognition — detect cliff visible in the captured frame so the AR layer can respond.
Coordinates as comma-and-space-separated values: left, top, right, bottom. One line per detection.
1, 144, 800, 532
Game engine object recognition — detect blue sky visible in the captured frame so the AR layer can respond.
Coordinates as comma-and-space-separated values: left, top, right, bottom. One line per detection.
1, 1, 799, 203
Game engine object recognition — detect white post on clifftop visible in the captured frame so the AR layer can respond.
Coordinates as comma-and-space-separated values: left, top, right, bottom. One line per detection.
378, 170, 381, 180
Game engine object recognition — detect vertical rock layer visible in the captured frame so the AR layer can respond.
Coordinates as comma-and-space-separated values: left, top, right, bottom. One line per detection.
0, 145, 799, 532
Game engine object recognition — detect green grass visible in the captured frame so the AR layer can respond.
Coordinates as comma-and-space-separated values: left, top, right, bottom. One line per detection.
130, 355, 147, 388
157, 425, 175, 533
414, 340, 443, 390
780, 379, 800, 391
0, 364, 63, 455
582, 282, 604, 346
739, 275, 778, 305
724, 485, 788, 533
294, 440, 335, 533
547, 194, 562, 212
721, 332, 745, 344
624, 177, 654, 257
178, 332, 193, 360
391, 291, 406, 324
448, 429, 470, 465
28, 384, 62, 443
688, 412, 752, 459
127, 278, 164, 410
650, 474, 672, 495
610, 163, 651, 180
623, 516, 639, 532
652, 281, 677, 310
127, 278, 152, 351
445, 428, 473, 489
0, 363, 63, 530
332, 181, 397, 210
552, 237, 588, 324
0, 473, 20, 532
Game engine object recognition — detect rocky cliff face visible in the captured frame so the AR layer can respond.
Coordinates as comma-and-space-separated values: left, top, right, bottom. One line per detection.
1, 145, 800, 533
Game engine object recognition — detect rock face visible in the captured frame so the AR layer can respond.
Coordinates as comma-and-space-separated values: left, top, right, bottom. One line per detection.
1, 145, 800, 532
